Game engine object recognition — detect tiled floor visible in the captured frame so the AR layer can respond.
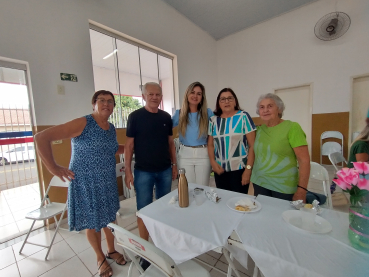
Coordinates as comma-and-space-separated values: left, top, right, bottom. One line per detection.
0, 183, 43, 243
0, 219, 256, 277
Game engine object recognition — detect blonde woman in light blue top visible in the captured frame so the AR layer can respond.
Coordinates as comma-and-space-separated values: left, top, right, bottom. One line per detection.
172, 82, 213, 186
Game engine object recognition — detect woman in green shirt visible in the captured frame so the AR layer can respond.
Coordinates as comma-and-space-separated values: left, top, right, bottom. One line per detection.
250, 93, 310, 201
348, 125, 369, 167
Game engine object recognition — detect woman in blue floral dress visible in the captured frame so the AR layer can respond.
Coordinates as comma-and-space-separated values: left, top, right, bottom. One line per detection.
35, 90, 126, 277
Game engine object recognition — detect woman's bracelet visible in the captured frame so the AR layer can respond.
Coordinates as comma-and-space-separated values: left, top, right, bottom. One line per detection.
297, 185, 308, 191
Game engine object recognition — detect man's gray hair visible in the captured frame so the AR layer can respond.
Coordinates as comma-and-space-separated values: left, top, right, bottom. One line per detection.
142, 82, 162, 94
256, 93, 285, 118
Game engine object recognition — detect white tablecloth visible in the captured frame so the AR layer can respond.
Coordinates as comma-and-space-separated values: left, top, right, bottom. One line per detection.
139, 183, 252, 264
234, 195, 369, 277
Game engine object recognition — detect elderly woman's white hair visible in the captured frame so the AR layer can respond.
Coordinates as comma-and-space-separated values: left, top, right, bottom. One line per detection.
256, 93, 285, 118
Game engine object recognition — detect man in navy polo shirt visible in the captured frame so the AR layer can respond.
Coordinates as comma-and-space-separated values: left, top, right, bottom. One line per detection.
124, 82, 177, 269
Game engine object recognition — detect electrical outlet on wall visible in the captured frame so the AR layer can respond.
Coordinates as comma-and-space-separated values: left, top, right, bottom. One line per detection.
57, 85, 65, 95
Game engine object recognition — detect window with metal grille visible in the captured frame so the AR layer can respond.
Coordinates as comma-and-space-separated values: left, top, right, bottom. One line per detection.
89, 25, 176, 128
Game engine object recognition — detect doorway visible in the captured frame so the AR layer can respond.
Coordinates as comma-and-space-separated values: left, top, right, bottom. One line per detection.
0, 59, 42, 243
275, 84, 312, 155
351, 75, 369, 144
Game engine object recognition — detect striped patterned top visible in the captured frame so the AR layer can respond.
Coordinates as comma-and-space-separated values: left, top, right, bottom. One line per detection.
208, 110, 256, 171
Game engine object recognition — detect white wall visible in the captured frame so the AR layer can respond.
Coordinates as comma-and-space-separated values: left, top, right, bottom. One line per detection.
216, 0, 369, 116
0, 0, 217, 125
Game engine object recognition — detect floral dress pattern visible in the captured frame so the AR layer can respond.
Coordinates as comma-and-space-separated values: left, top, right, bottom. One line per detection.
68, 115, 119, 231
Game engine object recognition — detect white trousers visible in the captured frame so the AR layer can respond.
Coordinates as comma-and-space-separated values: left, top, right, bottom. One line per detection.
178, 145, 211, 186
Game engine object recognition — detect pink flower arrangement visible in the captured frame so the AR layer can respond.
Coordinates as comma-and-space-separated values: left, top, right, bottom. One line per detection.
333, 162, 369, 205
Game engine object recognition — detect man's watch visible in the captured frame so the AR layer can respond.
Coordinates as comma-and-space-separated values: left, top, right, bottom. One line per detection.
246, 165, 252, 170
171, 163, 177, 166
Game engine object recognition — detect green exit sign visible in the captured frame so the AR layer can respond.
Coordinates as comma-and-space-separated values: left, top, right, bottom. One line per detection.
60, 73, 78, 82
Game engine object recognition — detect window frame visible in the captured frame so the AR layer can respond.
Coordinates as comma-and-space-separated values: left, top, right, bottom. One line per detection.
89, 23, 179, 119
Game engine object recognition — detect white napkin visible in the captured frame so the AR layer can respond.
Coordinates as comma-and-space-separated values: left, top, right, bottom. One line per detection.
291, 199, 303, 206
168, 195, 178, 204
235, 198, 256, 209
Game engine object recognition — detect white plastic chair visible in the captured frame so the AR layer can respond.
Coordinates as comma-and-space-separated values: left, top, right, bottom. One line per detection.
19, 176, 70, 260
328, 152, 347, 172
352, 132, 360, 141
108, 223, 210, 277
309, 162, 332, 209
116, 162, 135, 198
116, 196, 137, 231
320, 131, 343, 164
116, 163, 137, 227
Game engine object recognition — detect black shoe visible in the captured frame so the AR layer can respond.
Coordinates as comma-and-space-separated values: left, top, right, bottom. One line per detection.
139, 257, 151, 271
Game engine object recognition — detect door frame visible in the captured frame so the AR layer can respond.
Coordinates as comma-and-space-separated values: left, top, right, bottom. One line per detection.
0, 56, 45, 239
0, 56, 36, 127
273, 83, 313, 157
349, 73, 369, 148
0, 56, 43, 189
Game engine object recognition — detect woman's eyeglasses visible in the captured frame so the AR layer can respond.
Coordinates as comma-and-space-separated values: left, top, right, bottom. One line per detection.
97, 98, 114, 105
219, 96, 235, 103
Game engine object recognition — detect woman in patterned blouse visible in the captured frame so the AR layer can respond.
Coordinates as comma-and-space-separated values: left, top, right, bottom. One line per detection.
208, 88, 256, 193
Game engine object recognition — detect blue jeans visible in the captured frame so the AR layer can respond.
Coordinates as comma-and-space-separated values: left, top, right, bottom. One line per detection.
134, 167, 172, 210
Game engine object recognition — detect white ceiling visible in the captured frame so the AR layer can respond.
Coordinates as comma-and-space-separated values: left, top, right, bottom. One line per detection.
161, 0, 318, 40
90, 1, 319, 77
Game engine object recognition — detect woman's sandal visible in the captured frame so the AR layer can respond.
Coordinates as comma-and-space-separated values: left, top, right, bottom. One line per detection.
106, 251, 127, 266
97, 258, 113, 277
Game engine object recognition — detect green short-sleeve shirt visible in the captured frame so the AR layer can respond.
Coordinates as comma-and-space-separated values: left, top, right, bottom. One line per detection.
250, 120, 307, 194
348, 140, 369, 168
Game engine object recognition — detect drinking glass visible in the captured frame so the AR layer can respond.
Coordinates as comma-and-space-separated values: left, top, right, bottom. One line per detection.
194, 188, 205, 206
300, 207, 317, 228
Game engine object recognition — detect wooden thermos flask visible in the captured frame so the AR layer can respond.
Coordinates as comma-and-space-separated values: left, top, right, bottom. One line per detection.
178, 168, 189, 208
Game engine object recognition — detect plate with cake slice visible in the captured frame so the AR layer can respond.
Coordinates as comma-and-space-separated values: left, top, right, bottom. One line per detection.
226, 197, 262, 213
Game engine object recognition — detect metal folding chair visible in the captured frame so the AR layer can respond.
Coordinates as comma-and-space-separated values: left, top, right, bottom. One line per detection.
227, 232, 264, 277
320, 131, 344, 165
19, 176, 70, 260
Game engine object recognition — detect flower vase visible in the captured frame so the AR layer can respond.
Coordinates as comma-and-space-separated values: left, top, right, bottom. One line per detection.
348, 205, 369, 253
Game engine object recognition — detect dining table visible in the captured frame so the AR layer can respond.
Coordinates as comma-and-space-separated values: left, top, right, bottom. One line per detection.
138, 183, 253, 266
138, 184, 369, 277
232, 195, 369, 277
